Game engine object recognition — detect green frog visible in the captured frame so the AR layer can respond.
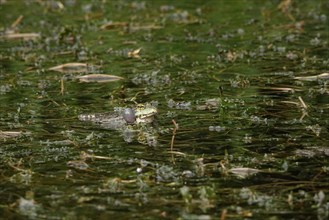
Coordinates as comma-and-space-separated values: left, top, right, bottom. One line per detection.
78, 103, 158, 146
134, 104, 157, 124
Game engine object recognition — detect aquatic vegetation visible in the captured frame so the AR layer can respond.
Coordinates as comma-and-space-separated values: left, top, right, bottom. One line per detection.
131, 70, 171, 88
167, 99, 191, 110
155, 165, 179, 183
0, 0, 328, 219
16, 192, 41, 219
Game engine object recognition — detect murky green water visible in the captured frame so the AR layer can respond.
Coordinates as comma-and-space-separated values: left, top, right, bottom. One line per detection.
1, 0, 328, 219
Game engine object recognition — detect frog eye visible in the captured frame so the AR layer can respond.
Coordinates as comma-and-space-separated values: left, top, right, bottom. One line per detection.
122, 108, 136, 124
136, 104, 145, 110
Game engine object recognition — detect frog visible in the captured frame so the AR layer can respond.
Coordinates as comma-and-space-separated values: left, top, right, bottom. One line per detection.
78, 103, 158, 146
134, 104, 157, 124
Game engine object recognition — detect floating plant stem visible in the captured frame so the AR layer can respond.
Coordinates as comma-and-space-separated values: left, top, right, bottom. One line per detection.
298, 96, 308, 120
220, 208, 227, 220
171, 119, 178, 151
298, 96, 307, 109
11, 15, 23, 28
76, 74, 124, 83
60, 78, 64, 95
170, 119, 179, 164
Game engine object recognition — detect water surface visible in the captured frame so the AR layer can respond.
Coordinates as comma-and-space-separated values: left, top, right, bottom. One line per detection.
0, 0, 328, 219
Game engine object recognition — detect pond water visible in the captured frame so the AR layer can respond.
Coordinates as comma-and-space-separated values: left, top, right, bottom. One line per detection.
0, 0, 328, 219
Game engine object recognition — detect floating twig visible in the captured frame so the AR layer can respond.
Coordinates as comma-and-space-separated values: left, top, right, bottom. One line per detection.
220, 209, 227, 220
166, 151, 186, 156
2, 32, 40, 40
298, 96, 307, 109
0, 131, 23, 139
77, 74, 124, 83
60, 78, 64, 95
294, 73, 329, 81
100, 21, 128, 30
80, 151, 112, 161
297, 96, 308, 120
11, 15, 24, 28
170, 119, 178, 151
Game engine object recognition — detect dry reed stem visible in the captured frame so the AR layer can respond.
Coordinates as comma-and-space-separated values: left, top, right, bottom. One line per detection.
11, 15, 24, 28
60, 78, 64, 95
220, 209, 227, 220
170, 119, 178, 151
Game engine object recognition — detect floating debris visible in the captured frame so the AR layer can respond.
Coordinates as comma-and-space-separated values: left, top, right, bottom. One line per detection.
294, 73, 329, 81
67, 160, 90, 171
160, 5, 175, 12
208, 126, 226, 132
286, 51, 298, 60
39, 139, 73, 146
100, 21, 128, 30
295, 147, 329, 158
11, 15, 24, 28
306, 124, 321, 137
167, 99, 191, 110
228, 167, 261, 178
131, 70, 171, 87
128, 24, 163, 32
0, 131, 23, 139
165, 10, 200, 24
196, 98, 221, 110
156, 165, 179, 183
80, 151, 113, 161
259, 87, 300, 93
48, 63, 92, 73
17, 191, 39, 218
278, 0, 294, 20
77, 74, 124, 83
1, 32, 41, 41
